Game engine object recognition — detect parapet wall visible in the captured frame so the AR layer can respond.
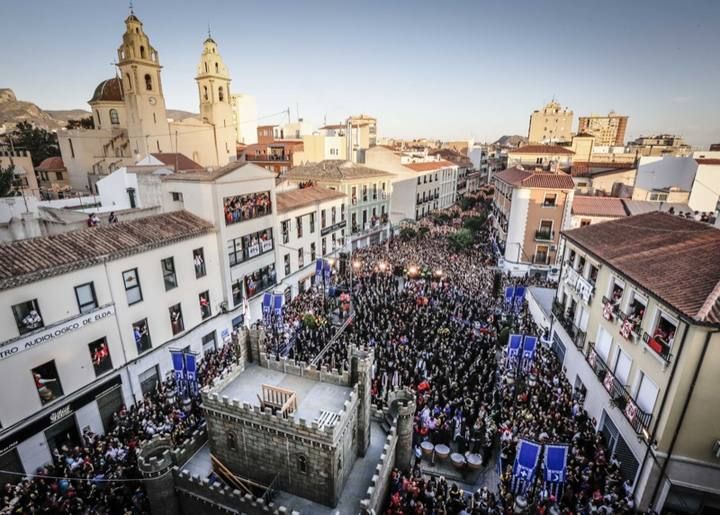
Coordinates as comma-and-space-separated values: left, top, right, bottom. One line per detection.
360, 425, 399, 515
138, 424, 209, 475
173, 468, 299, 515
259, 351, 351, 387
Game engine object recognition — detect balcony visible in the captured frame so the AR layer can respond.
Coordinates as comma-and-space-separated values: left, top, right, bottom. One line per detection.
643, 332, 672, 364
552, 300, 586, 349
246, 154, 290, 163
535, 229, 554, 242
585, 343, 652, 433
533, 254, 549, 265
617, 311, 643, 341
601, 296, 621, 322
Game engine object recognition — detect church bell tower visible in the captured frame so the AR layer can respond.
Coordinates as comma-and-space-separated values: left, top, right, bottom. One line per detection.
195, 34, 236, 165
117, 9, 171, 157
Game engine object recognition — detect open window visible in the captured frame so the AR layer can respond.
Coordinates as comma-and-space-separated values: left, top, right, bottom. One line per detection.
169, 303, 185, 335
32, 361, 63, 405
12, 299, 44, 335
543, 193, 557, 207
647, 309, 677, 361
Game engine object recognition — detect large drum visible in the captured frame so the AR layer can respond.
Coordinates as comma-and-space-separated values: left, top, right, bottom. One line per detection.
450, 453, 466, 470
435, 444, 450, 461
467, 453, 483, 470
421, 441, 434, 458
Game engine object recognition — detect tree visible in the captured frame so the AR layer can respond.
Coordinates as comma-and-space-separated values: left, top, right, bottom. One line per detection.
0, 164, 20, 197
10, 121, 60, 167
447, 228, 474, 252
432, 212, 451, 225
459, 196, 476, 211
463, 215, 487, 234
399, 226, 417, 241
66, 116, 94, 130
418, 226, 430, 239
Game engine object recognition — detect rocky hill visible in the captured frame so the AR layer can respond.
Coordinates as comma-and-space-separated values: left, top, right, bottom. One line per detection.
493, 134, 528, 148
0, 88, 198, 131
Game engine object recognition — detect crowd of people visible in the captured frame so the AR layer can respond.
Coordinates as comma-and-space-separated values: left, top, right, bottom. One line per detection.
1, 341, 242, 514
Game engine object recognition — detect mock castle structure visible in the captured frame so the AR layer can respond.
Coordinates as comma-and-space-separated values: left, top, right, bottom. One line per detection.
58, 9, 237, 191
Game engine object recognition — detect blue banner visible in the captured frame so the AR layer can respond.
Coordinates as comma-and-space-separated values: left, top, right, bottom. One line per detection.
171, 350, 185, 396
504, 286, 515, 306
184, 351, 198, 395
272, 293, 284, 324
506, 334, 522, 369
521, 335, 538, 372
514, 286, 526, 312
315, 258, 323, 282
544, 444, 569, 497
323, 259, 332, 280
512, 439, 542, 495
262, 292, 272, 324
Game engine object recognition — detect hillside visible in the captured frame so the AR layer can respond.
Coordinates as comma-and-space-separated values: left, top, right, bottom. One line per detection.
493, 134, 528, 148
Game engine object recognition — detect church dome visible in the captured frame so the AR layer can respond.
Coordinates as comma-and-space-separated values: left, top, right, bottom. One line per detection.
90, 78, 124, 103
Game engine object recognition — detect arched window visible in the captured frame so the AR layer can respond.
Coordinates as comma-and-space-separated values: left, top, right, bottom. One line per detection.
110, 109, 119, 125
145, 74, 152, 91
204, 62, 208, 73
126, 73, 132, 91
95, 110, 101, 128
215, 62, 219, 73
297, 455, 307, 473
227, 432, 237, 451
203, 86, 208, 101
218, 86, 224, 102
140, 45, 146, 59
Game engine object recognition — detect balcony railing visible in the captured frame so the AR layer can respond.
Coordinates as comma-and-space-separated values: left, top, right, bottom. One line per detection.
585, 343, 652, 433
535, 229, 554, 241
552, 300, 586, 349
601, 296, 621, 322
533, 254, 549, 265
617, 311, 643, 341
643, 332, 672, 363
246, 154, 290, 162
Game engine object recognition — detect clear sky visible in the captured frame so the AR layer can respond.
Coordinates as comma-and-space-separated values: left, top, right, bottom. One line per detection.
2, 0, 719, 147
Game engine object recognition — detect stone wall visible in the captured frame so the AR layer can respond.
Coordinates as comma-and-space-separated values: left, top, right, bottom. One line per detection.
259, 351, 352, 386
173, 468, 298, 515
360, 426, 399, 515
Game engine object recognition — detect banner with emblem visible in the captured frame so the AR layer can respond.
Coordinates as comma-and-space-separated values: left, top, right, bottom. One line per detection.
504, 286, 515, 306
184, 351, 198, 395
543, 444, 569, 497
521, 335, 538, 372
262, 292, 272, 324
506, 334, 523, 369
511, 439, 542, 495
513, 286, 526, 312
170, 350, 186, 396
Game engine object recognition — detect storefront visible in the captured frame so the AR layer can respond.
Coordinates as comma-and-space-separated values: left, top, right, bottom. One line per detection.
0, 374, 122, 481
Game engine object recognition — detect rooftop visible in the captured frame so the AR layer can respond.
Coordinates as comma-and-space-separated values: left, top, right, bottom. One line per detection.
36, 156, 65, 171
570, 162, 635, 178
284, 160, 393, 182
219, 363, 352, 422
0, 211, 214, 291
563, 212, 720, 325
509, 144, 575, 155
89, 77, 123, 103
162, 161, 273, 182
404, 160, 457, 172
150, 153, 203, 171
696, 159, 720, 166
494, 166, 575, 189
276, 186, 346, 213
572, 196, 627, 218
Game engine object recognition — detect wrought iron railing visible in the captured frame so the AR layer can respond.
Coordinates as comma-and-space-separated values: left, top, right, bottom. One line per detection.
643, 332, 672, 363
584, 343, 652, 433
535, 229, 554, 241
552, 300, 586, 349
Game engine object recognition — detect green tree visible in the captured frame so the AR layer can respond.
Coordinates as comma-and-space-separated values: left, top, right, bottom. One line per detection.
418, 226, 430, 239
463, 215, 486, 234
10, 121, 60, 167
0, 164, 20, 197
432, 212, 450, 225
447, 228, 474, 252
66, 116, 94, 130
459, 196, 476, 211
399, 226, 417, 241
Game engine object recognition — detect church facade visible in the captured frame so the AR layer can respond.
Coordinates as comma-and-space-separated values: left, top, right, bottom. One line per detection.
58, 11, 237, 192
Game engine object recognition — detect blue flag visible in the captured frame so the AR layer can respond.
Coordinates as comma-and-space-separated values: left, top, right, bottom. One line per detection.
511, 439, 542, 495
544, 444, 569, 497
272, 293, 284, 321
504, 286, 515, 306
506, 334, 522, 369
315, 258, 323, 282
521, 335, 538, 372
514, 286, 526, 312
184, 351, 198, 395
171, 350, 186, 396
323, 259, 332, 280
262, 292, 272, 324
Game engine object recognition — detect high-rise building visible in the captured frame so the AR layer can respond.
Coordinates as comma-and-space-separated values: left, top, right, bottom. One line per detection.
577, 112, 629, 146
528, 100, 574, 144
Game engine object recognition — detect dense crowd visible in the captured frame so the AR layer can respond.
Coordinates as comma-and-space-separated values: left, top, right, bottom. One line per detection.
1, 341, 242, 514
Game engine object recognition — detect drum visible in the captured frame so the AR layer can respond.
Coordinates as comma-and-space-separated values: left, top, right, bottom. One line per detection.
450, 453, 466, 469
466, 453, 483, 470
421, 441, 434, 458
434, 444, 450, 461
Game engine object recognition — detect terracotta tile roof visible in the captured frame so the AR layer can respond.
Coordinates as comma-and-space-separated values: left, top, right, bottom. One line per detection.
571, 162, 635, 177
509, 144, 575, 155
563, 212, 720, 325
404, 160, 457, 172
276, 186, 346, 213
89, 78, 123, 103
571, 196, 627, 217
162, 161, 274, 182
695, 159, 720, 165
36, 156, 65, 171
0, 211, 214, 291
150, 153, 203, 171
494, 166, 575, 189
284, 160, 393, 182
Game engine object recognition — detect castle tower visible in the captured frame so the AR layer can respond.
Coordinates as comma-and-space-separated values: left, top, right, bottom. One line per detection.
117, 9, 171, 157
351, 346, 373, 457
389, 388, 416, 472
195, 34, 236, 166
137, 437, 180, 515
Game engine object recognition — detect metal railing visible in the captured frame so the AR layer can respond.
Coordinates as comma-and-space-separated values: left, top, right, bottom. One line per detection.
552, 300, 586, 349
584, 342, 652, 433
535, 229, 554, 241
642, 332, 672, 363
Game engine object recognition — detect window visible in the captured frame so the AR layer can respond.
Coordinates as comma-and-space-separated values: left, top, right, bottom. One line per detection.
351, 213, 357, 233
203, 86, 208, 101
321, 237, 327, 256
223, 191, 272, 225
133, 319, 152, 353
75, 282, 98, 314
417, 177, 421, 185
244, 263, 276, 297
372, 184, 378, 200
362, 185, 368, 202
171, 192, 183, 202
202, 331, 217, 353
109, 109, 119, 125
169, 303, 184, 335
340, 204, 345, 221
88, 337, 113, 376
125, 73, 132, 92
580, 219, 591, 227
227, 432, 237, 450
296, 216, 303, 238
648, 310, 678, 360
12, 299, 44, 335
281, 220, 290, 244
613, 349, 632, 386
298, 455, 307, 473
123, 269, 143, 305
298, 247, 305, 268
228, 229, 274, 266
144, 73, 152, 91
140, 45, 146, 59
232, 280, 243, 307
31, 361, 63, 405
161, 257, 178, 291
625, 291, 646, 331
139, 365, 159, 396
634, 372, 658, 414
284, 254, 291, 275
543, 193, 557, 207
331, 206, 337, 224
534, 245, 549, 264
595, 326, 613, 361
309, 212, 315, 233
310, 242, 316, 261
198, 291, 211, 320
193, 248, 206, 278
218, 86, 224, 102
